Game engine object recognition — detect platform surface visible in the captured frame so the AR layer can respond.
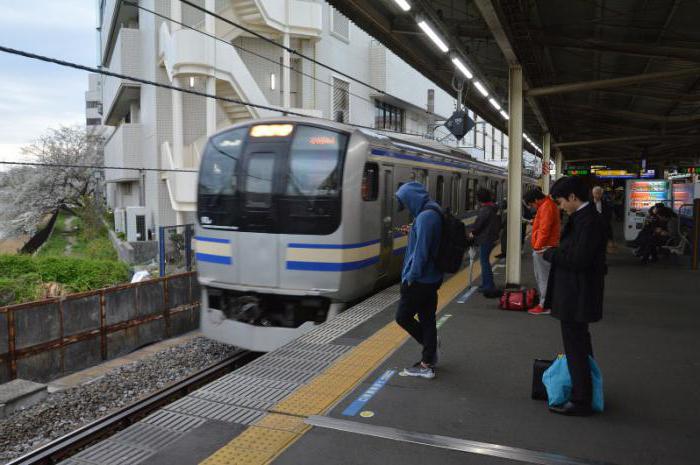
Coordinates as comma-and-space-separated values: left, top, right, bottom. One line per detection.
57, 235, 699, 465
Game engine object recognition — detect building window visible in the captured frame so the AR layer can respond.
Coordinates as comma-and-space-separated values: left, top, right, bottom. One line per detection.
330, 7, 349, 41
374, 101, 405, 132
86, 101, 100, 109
86, 118, 102, 126
332, 77, 350, 123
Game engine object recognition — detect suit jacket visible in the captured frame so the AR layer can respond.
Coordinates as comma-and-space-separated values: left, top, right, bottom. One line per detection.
543, 203, 607, 322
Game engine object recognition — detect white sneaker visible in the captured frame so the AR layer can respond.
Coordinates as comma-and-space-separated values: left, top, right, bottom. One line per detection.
401, 362, 436, 379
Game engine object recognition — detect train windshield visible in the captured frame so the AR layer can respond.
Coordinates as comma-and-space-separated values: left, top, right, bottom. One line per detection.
197, 124, 347, 234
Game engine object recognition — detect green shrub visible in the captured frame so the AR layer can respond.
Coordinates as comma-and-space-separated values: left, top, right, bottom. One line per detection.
0, 255, 130, 301
0, 274, 42, 306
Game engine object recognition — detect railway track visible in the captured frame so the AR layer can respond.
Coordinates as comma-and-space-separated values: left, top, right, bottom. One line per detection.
6, 350, 258, 465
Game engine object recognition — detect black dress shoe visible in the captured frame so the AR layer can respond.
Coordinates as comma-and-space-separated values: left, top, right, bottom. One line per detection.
548, 401, 594, 416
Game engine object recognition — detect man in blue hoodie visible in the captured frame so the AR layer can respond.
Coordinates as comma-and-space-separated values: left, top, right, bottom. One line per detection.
395, 182, 443, 379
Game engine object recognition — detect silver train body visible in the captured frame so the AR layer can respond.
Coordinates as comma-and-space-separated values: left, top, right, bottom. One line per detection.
196, 117, 537, 351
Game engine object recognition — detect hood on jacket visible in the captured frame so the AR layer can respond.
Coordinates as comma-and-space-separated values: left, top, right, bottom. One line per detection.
396, 182, 431, 217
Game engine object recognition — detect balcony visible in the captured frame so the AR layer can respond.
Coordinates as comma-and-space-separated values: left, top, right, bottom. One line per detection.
104, 123, 142, 183
103, 28, 142, 125
259, 0, 322, 36
99, 0, 139, 65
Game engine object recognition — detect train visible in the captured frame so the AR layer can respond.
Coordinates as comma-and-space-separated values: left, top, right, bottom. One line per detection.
195, 117, 539, 351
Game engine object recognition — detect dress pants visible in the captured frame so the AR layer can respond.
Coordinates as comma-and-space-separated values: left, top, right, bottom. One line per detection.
532, 251, 551, 306
561, 321, 594, 406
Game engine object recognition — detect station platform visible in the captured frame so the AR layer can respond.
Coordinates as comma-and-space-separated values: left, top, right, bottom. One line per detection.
60, 241, 699, 465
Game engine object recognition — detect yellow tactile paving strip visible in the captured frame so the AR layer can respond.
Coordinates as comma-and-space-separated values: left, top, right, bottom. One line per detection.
201, 247, 500, 465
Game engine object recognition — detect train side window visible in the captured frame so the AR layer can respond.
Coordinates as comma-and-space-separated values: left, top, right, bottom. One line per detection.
413, 169, 428, 187
436, 175, 444, 205
362, 162, 379, 201
452, 174, 461, 213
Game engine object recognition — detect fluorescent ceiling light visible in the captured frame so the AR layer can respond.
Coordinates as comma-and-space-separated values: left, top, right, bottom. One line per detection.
499, 110, 509, 120
451, 58, 473, 79
488, 98, 501, 111
417, 20, 449, 53
474, 80, 489, 97
393, 0, 411, 11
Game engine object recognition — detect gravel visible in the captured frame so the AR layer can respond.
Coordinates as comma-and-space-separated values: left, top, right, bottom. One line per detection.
0, 336, 240, 463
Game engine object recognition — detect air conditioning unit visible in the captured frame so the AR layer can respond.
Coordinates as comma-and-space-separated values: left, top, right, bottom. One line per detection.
125, 206, 147, 242
114, 208, 127, 234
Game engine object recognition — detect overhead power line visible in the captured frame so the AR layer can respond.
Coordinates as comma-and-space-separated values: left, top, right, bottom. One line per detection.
0, 44, 424, 138
125, 1, 381, 112
0, 161, 196, 173
178, 0, 387, 95
0, 45, 304, 117
175, 0, 450, 123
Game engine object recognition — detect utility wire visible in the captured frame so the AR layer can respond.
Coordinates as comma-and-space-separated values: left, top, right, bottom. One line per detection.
0, 161, 196, 172
125, 1, 384, 113
179, 0, 386, 95
177, 0, 449, 123
0, 44, 425, 138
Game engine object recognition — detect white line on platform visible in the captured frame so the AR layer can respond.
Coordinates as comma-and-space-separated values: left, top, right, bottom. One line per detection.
306, 416, 619, 465
457, 287, 478, 304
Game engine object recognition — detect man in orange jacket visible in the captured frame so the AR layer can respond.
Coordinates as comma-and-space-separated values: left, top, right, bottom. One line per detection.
524, 189, 560, 315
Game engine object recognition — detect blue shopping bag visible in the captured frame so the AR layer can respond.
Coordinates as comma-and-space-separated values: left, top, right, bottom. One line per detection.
542, 354, 604, 412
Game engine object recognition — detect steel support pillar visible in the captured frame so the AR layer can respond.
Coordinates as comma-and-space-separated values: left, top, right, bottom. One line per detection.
506, 65, 523, 287
542, 133, 551, 194
555, 150, 563, 180
283, 33, 291, 109
206, 77, 216, 135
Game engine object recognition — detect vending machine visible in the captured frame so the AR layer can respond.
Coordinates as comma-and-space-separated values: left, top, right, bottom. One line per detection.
624, 179, 670, 241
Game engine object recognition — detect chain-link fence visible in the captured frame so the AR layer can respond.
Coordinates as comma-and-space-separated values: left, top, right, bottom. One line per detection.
159, 224, 195, 276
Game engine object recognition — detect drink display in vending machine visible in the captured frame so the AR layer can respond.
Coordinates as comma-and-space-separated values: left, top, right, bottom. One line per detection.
624, 179, 670, 241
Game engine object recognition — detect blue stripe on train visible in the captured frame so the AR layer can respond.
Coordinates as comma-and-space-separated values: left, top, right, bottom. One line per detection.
194, 236, 231, 244
196, 253, 232, 265
392, 246, 407, 256
287, 239, 380, 249
286, 256, 379, 271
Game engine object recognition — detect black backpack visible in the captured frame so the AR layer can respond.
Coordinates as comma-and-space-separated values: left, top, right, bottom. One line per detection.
425, 206, 468, 273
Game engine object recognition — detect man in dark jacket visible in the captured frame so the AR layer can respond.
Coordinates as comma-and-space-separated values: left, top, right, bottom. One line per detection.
541, 176, 607, 416
592, 186, 614, 243
395, 182, 443, 379
469, 188, 500, 292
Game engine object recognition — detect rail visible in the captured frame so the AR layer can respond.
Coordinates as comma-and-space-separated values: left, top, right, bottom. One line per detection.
5, 349, 258, 465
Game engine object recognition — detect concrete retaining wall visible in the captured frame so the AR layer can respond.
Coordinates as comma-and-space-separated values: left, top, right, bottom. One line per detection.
107, 229, 158, 265
0, 272, 200, 383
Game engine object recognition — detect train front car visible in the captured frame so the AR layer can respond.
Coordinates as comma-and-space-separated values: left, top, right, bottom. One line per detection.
195, 119, 375, 352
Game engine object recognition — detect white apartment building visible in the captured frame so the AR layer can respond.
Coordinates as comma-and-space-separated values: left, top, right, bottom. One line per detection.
95, 0, 522, 240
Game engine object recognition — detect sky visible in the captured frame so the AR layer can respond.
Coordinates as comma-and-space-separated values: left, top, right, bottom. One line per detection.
0, 0, 97, 169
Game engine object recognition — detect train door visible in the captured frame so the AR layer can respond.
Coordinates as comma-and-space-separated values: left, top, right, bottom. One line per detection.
236, 142, 286, 287
378, 167, 394, 276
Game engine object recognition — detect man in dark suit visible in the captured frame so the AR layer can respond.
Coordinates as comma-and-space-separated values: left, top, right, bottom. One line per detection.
540, 176, 607, 416
592, 186, 614, 244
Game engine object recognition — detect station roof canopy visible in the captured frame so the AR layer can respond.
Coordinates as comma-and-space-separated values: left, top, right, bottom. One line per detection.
327, 0, 700, 166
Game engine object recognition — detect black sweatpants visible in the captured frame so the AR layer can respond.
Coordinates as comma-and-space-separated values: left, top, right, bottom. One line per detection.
395, 281, 441, 366
561, 321, 594, 406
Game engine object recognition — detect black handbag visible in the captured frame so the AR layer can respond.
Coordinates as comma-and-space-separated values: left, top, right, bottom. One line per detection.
532, 359, 552, 400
